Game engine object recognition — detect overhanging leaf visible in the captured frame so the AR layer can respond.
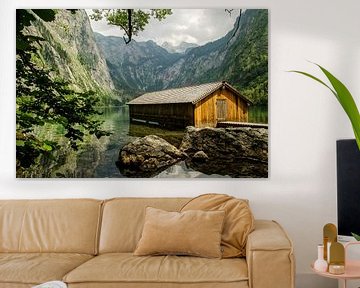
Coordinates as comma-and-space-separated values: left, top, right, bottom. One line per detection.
290, 64, 360, 150
352, 232, 360, 241
16, 140, 25, 147
289, 70, 337, 97
317, 64, 360, 150
41, 143, 53, 151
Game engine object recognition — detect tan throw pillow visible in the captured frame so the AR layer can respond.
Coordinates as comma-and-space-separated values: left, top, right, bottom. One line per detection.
134, 207, 225, 258
181, 193, 254, 258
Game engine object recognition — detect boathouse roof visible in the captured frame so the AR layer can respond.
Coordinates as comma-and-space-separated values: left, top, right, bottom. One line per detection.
127, 81, 252, 105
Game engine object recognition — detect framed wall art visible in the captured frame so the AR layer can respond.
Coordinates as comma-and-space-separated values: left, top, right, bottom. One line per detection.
16, 8, 268, 178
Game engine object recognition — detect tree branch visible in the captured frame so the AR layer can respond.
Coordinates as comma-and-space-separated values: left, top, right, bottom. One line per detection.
225, 9, 234, 16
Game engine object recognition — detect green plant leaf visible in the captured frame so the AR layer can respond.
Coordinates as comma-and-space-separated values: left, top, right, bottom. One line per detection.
351, 232, 360, 241
316, 64, 360, 150
41, 143, 53, 152
290, 64, 360, 150
16, 140, 25, 147
289, 70, 337, 97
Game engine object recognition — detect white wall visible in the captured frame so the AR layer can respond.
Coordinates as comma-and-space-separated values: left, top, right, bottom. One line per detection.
1, 0, 359, 287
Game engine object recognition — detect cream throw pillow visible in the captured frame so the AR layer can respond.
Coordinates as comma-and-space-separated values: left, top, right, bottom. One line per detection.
134, 207, 225, 258
181, 193, 255, 258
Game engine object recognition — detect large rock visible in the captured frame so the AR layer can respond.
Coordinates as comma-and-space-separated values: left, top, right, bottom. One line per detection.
192, 151, 209, 162
117, 135, 186, 177
180, 127, 268, 177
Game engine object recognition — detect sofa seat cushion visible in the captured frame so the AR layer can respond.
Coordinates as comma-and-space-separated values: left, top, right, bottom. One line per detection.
0, 253, 93, 285
64, 253, 248, 286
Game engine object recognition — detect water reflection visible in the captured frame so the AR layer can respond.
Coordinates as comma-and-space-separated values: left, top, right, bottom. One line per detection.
155, 161, 231, 178
249, 105, 268, 124
25, 105, 268, 178
55, 106, 187, 178
78, 106, 136, 178
128, 123, 185, 148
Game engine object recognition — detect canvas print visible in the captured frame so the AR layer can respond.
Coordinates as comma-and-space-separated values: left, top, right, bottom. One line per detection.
16, 9, 268, 178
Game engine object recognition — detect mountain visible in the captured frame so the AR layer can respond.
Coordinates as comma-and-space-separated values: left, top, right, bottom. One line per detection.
161, 41, 199, 54
94, 34, 182, 102
165, 9, 268, 104
95, 9, 268, 104
221, 9, 268, 104
26, 10, 121, 105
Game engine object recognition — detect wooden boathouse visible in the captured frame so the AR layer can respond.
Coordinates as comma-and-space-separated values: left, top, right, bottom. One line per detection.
127, 81, 252, 128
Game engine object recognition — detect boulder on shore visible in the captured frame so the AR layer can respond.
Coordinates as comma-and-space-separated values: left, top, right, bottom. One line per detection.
116, 135, 186, 177
180, 126, 268, 177
192, 151, 209, 162
117, 126, 268, 178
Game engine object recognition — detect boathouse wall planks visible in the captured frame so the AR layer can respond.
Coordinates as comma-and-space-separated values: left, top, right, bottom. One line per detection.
128, 81, 251, 128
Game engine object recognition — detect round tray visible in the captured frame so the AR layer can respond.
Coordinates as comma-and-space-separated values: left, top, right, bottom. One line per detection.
311, 261, 360, 280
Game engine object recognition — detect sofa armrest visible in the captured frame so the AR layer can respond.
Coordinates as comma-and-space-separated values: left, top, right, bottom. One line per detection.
246, 220, 295, 288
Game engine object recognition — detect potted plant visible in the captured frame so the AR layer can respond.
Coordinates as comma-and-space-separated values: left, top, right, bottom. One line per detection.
292, 64, 360, 241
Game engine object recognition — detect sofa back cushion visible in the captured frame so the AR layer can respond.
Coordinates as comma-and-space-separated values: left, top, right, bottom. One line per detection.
181, 194, 254, 258
99, 198, 189, 253
0, 199, 102, 254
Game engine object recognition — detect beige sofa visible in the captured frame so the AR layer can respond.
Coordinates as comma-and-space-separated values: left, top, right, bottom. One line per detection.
0, 198, 295, 288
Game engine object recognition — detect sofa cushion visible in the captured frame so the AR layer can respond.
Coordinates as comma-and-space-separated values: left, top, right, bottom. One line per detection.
134, 207, 225, 258
63, 253, 248, 285
99, 198, 190, 253
0, 253, 93, 285
181, 194, 254, 258
0, 199, 102, 254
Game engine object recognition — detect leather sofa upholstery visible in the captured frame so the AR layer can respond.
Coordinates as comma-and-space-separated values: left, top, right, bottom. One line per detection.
99, 198, 188, 253
0, 198, 295, 288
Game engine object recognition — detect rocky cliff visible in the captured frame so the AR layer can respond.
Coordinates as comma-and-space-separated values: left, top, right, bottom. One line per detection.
94, 34, 182, 102
27, 10, 121, 105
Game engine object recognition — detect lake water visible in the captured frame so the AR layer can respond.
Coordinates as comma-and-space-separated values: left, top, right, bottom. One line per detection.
68, 106, 187, 178
31, 105, 267, 178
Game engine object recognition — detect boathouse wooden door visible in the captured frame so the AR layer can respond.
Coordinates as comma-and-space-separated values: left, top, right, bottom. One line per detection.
216, 99, 227, 121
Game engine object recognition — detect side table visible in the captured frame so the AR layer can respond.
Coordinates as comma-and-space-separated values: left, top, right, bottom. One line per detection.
311, 242, 360, 288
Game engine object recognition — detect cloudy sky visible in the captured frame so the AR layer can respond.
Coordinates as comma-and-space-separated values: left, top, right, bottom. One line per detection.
86, 9, 240, 46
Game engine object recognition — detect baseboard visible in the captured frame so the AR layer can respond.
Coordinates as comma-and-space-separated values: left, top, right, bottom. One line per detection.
296, 273, 337, 288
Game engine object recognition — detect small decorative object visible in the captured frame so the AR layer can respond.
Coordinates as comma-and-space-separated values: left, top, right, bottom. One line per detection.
314, 244, 328, 272
311, 231, 360, 287
329, 242, 345, 275
323, 223, 337, 261
327, 242, 332, 264
328, 264, 345, 275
